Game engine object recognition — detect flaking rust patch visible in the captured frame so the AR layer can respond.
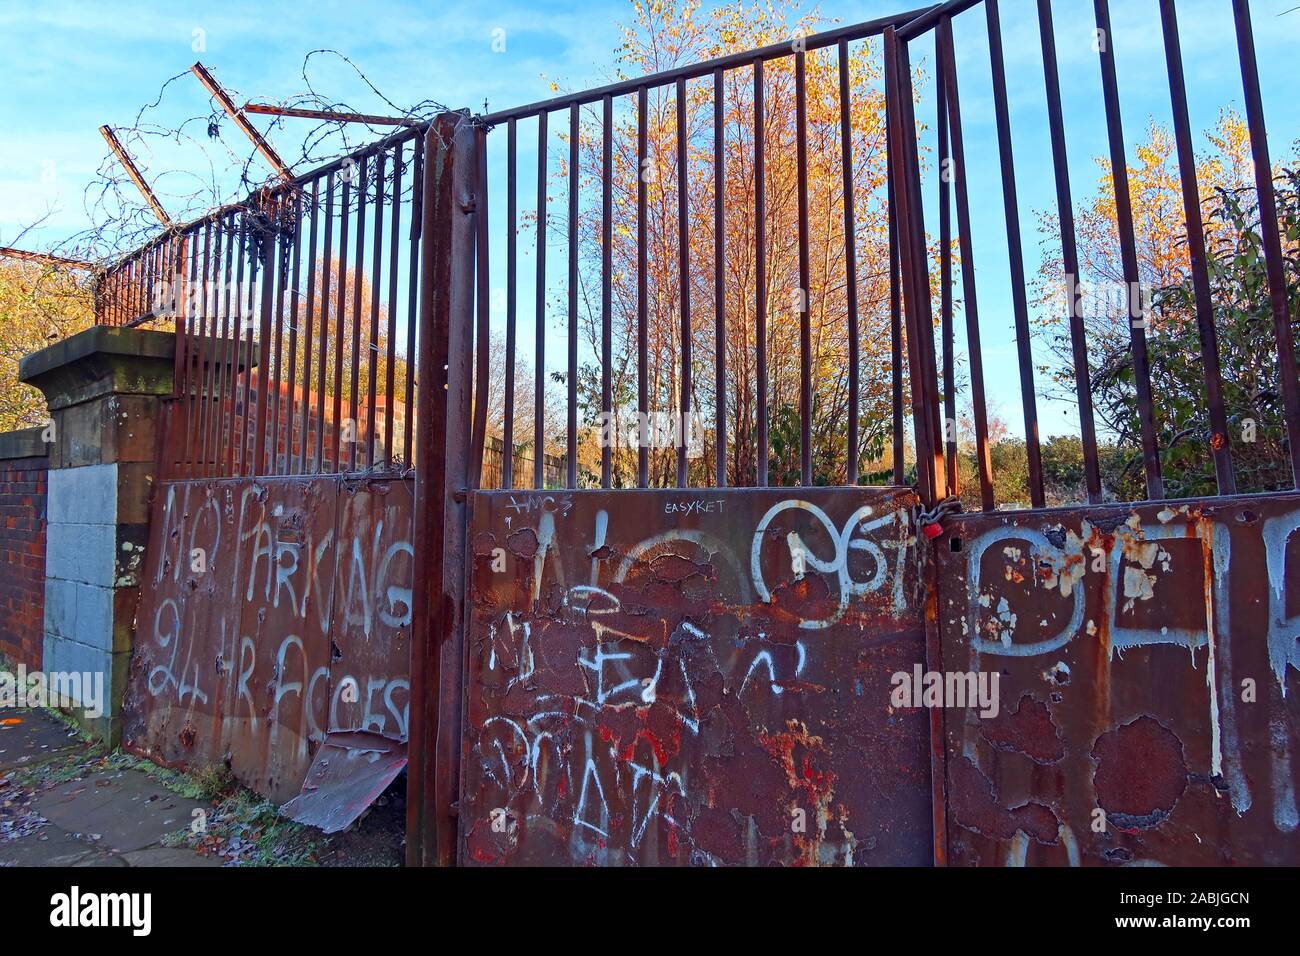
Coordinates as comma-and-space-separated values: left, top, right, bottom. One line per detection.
506, 527, 540, 559
1091, 716, 1187, 830
948, 755, 1060, 845
760, 719, 840, 864
982, 694, 1067, 764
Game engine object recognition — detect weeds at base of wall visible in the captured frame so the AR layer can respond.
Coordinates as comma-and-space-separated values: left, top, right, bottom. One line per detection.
161, 791, 321, 867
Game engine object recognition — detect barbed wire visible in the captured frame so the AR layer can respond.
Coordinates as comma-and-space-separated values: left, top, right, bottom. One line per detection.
7, 50, 451, 269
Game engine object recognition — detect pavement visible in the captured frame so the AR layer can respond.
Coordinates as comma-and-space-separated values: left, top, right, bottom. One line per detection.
0, 708, 219, 867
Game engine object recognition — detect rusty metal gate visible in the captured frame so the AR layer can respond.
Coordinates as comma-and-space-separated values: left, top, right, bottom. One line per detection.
886, 0, 1300, 866
99, 0, 1300, 867
461, 487, 931, 865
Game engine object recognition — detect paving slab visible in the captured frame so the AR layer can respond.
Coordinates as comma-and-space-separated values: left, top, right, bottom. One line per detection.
37, 772, 207, 854
0, 709, 83, 773
1, 707, 220, 867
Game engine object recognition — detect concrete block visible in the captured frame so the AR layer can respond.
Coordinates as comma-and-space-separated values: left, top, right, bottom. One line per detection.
42, 578, 114, 648
41, 634, 125, 719
47, 464, 118, 525
45, 522, 116, 587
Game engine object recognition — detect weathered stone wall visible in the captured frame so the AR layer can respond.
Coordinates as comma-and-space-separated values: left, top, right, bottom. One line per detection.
19, 326, 174, 741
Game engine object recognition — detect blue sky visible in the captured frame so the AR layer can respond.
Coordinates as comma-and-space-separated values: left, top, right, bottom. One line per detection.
2, 0, 1298, 441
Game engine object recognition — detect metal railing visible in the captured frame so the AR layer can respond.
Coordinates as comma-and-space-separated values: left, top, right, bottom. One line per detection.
474, 8, 929, 492
888, 0, 1299, 509
90, 0, 1298, 509
96, 125, 428, 479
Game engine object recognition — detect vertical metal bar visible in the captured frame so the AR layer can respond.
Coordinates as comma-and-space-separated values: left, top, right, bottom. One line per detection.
210, 217, 230, 477
637, 86, 649, 489
285, 189, 303, 475
1156, 0, 1233, 495
713, 67, 727, 488
318, 173, 336, 474
170, 237, 189, 467
188, 222, 212, 476
937, 49, 958, 499
504, 119, 517, 489
216, 215, 236, 478
350, 156, 368, 472
145, 246, 154, 321
568, 103, 580, 489
169, 236, 185, 414
1094, 0, 1163, 500
386, 144, 403, 471
230, 219, 248, 477
601, 96, 613, 489
987, 0, 1046, 508
535, 110, 548, 490
886, 88, 904, 487
201, 222, 221, 476
301, 179, 321, 475
263, 213, 284, 478
1232, 0, 1300, 488
471, 127, 490, 491
1039, 0, 1103, 504
405, 137, 424, 471
186, 235, 201, 470
239, 219, 257, 476
838, 39, 860, 487
334, 175, 351, 473
254, 214, 276, 476
938, 16, 995, 510
755, 59, 769, 488
270, 203, 288, 475
887, 28, 944, 506
143, 247, 153, 322
407, 113, 475, 869
367, 151, 386, 471
677, 76, 692, 489
795, 50, 812, 487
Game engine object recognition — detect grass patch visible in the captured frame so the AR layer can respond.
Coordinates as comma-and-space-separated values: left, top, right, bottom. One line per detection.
163, 790, 321, 866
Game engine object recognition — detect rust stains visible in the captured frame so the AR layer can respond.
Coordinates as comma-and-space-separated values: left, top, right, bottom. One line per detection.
981, 694, 1066, 764
1091, 716, 1188, 831
505, 527, 539, 559
948, 756, 1060, 844
462, 486, 932, 866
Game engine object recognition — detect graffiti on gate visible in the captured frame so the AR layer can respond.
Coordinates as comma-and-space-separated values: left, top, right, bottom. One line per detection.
462, 487, 932, 867
936, 493, 1300, 867
122, 477, 414, 802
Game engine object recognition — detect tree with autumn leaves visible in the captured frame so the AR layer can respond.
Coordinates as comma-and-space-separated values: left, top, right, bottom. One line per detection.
0, 262, 94, 432
1032, 112, 1300, 502
554, 0, 914, 488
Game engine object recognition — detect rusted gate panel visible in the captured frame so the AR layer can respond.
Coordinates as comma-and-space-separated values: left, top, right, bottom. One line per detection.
122, 476, 414, 804
330, 479, 414, 740
460, 487, 931, 866
933, 492, 1300, 866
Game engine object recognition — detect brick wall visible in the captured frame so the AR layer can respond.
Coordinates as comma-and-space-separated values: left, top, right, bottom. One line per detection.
0, 428, 48, 668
